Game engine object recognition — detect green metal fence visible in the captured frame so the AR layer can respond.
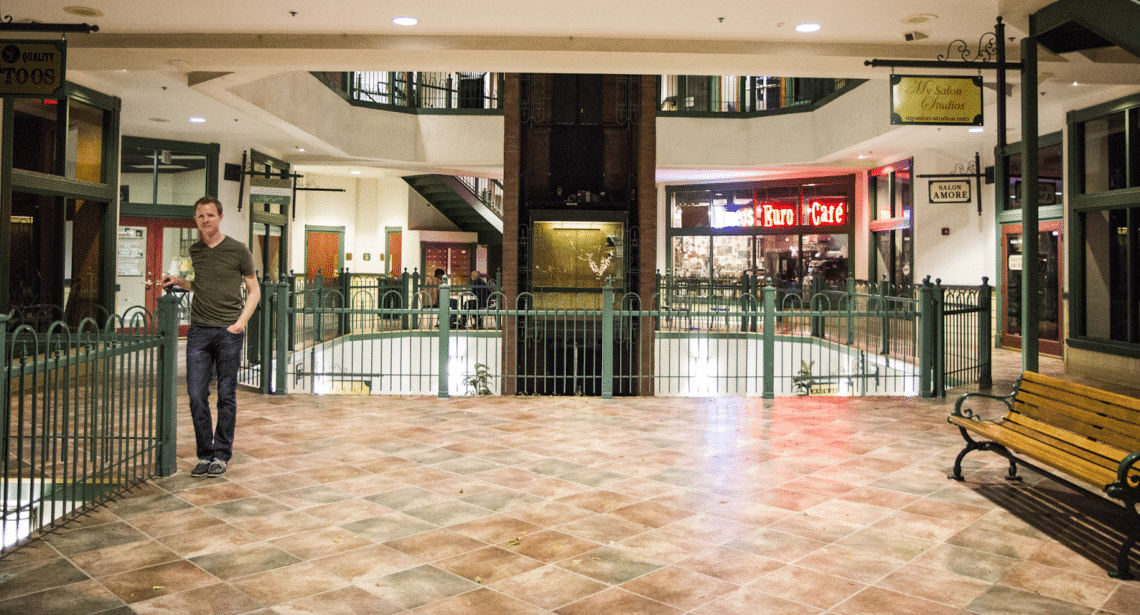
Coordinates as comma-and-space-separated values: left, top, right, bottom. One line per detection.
2, 296, 179, 554
245, 274, 990, 399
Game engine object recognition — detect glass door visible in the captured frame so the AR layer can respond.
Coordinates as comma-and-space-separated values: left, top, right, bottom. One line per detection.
1002, 222, 1063, 356
117, 216, 198, 335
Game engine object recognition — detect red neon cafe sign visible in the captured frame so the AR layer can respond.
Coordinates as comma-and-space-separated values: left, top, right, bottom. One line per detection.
736, 199, 847, 229
805, 197, 847, 226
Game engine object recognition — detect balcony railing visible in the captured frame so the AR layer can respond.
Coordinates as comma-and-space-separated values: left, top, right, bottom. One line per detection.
660, 76, 862, 116
314, 71, 504, 112
313, 72, 863, 117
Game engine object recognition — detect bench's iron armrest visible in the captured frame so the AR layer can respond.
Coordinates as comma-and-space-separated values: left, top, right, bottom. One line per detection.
1107, 452, 1140, 500
951, 390, 1015, 422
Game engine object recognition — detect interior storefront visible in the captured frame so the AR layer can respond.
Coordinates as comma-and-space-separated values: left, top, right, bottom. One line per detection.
666, 175, 855, 288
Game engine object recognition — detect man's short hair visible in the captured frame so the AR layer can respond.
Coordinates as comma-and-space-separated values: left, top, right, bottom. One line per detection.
194, 196, 224, 216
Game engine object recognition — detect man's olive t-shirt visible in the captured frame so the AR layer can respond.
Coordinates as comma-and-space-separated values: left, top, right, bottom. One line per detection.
189, 236, 255, 327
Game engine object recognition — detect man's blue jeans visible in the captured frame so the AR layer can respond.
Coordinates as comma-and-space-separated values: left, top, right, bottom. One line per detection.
186, 325, 244, 462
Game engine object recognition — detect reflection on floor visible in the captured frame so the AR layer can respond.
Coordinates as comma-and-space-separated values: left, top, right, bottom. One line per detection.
1, 350, 1138, 614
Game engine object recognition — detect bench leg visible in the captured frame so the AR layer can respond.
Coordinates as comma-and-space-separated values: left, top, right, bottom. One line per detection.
1111, 501, 1139, 580
949, 428, 1021, 482
1111, 527, 1138, 580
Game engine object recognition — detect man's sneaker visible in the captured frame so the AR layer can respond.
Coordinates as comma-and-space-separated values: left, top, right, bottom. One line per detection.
191, 460, 211, 477
206, 460, 227, 477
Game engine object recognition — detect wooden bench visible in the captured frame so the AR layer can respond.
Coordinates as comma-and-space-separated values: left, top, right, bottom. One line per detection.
948, 371, 1140, 579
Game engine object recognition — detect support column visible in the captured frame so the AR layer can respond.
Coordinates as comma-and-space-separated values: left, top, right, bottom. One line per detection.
638, 75, 658, 395
1020, 30, 1040, 373
502, 74, 521, 396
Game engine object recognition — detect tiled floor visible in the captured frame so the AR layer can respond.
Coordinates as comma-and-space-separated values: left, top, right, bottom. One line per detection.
2, 350, 1139, 614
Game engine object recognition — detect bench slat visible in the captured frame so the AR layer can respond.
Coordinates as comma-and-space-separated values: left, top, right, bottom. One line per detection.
1022, 372, 1140, 418
1001, 415, 1137, 476
1012, 394, 1140, 452
1017, 382, 1140, 438
949, 416, 1117, 488
1019, 375, 1140, 437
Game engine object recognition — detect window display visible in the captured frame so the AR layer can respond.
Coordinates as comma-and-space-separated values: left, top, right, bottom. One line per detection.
666, 176, 854, 286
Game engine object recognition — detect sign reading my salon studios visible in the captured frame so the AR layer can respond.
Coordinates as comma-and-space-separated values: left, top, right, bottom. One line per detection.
890, 74, 983, 126
0, 39, 65, 98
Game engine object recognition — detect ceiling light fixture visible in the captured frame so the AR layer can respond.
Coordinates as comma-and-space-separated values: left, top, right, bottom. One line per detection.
969, 127, 984, 133
63, 6, 103, 17
350, 169, 361, 175
795, 23, 821, 33
188, 117, 206, 123
392, 16, 418, 26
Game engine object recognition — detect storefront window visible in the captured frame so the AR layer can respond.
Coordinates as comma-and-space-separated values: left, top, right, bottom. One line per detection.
67, 100, 105, 183
1005, 143, 1063, 210
1082, 112, 1127, 193
672, 190, 710, 228
668, 177, 854, 285
12, 99, 59, 175
672, 236, 710, 278
1080, 208, 1138, 343
712, 236, 751, 279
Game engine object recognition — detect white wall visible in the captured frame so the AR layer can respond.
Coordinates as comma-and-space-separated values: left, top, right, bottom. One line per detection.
911, 146, 996, 287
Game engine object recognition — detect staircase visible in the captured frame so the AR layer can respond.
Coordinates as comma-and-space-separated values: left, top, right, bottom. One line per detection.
403, 175, 503, 245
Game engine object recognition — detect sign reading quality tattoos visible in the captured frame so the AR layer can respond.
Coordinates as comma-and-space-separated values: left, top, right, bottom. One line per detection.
890, 75, 983, 126
0, 39, 66, 98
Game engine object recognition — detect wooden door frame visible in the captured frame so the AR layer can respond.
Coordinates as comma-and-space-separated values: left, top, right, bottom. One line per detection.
1001, 221, 1064, 356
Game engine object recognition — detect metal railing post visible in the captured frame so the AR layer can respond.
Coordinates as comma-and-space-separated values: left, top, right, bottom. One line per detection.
340, 267, 351, 336
918, 276, 934, 398
437, 278, 450, 399
287, 270, 297, 350
602, 281, 614, 400
934, 278, 945, 397
846, 276, 855, 345
879, 275, 890, 355
401, 269, 411, 330
313, 269, 325, 345
763, 282, 775, 399
258, 276, 273, 395
810, 277, 822, 338
155, 293, 179, 477
1, 314, 10, 463
275, 280, 289, 395
978, 276, 993, 387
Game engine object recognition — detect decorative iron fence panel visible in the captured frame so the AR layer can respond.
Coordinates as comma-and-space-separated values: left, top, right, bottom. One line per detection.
2, 299, 178, 554
261, 276, 987, 399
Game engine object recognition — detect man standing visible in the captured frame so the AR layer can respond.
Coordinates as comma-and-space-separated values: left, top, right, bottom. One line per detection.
163, 196, 260, 477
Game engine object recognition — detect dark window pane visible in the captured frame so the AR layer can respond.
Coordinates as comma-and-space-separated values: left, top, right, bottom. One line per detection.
13, 99, 59, 175
1083, 113, 1126, 193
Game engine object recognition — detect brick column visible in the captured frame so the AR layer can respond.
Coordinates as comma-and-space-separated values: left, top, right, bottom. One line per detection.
638, 75, 658, 395
502, 74, 521, 395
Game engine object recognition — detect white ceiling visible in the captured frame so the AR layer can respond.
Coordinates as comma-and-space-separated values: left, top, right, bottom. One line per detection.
8, 0, 1140, 178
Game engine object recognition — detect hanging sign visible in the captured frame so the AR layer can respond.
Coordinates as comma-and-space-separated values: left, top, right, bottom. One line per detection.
0, 39, 66, 98
929, 179, 972, 203
890, 75, 983, 126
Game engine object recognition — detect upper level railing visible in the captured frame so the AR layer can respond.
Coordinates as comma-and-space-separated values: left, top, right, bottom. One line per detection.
456, 176, 504, 218
314, 71, 504, 112
313, 72, 864, 117
659, 76, 863, 115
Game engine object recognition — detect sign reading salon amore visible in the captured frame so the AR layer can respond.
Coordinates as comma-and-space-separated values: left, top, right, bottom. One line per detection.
891, 75, 983, 126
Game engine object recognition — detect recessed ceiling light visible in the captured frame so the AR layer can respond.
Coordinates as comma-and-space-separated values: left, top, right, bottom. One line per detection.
392, 16, 418, 26
969, 127, 984, 133
63, 6, 103, 17
188, 117, 206, 123
296, 147, 305, 152
902, 14, 937, 24
795, 23, 821, 33
1072, 81, 1079, 86
350, 169, 361, 175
